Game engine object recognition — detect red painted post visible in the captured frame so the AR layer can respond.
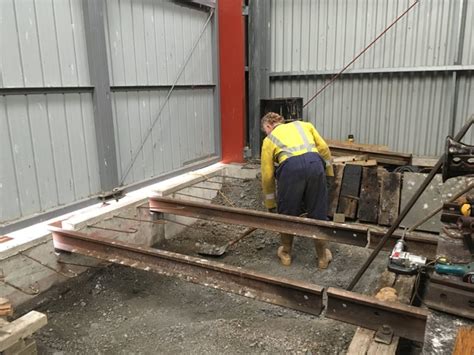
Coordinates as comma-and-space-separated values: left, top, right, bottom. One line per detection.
218, 0, 245, 163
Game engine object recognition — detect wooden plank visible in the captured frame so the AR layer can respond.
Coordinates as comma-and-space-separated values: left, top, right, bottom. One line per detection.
328, 164, 344, 218
337, 165, 362, 219
328, 143, 411, 166
347, 328, 375, 355
4, 337, 37, 355
333, 154, 369, 163
358, 167, 380, 223
344, 159, 378, 167
0, 311, 47, 351
453, 327, 474, 355
378, 171, 401, 226
326, 139, 390, 151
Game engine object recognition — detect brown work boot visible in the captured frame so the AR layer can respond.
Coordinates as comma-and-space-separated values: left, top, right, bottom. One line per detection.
315, 240, 333, 269
277, 234, 294, 266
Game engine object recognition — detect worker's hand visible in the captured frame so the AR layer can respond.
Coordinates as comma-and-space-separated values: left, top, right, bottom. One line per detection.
267, 207, 277, 214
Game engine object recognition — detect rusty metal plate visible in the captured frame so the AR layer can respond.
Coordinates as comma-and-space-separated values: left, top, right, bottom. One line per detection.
326, 287, 429, 343
148, 197, 438, 259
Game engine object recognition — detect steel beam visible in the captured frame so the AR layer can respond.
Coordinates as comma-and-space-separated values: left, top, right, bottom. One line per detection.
49, 223, 324, 316
326, 287, 428, 343
148, 197, 438, 259
248, 0, 271, 157
269, 65, 474, 79
0, 86, 94, 95
211, 1, 222, 159
82, 0, 119, 192
49, 223, 429, 342
110, 84, 215, 92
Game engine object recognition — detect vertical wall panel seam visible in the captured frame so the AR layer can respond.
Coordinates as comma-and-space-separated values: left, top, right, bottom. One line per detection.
67, 0, 81, 85
130, 1, 139, 86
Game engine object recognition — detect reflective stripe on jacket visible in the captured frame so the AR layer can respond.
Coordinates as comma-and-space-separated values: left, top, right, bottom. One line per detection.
261, 120, 333, 209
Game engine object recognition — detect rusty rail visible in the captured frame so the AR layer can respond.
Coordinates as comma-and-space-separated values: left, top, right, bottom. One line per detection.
148, 197, 438, 259
49, 223, 429, 342
49, 223, 323, 316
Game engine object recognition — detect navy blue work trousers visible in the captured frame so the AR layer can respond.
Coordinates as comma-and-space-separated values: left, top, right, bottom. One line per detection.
275, 152, 328, 220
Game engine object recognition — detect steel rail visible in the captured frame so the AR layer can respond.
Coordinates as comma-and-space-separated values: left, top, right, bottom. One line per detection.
49, 222, 323, 316
148, 197, 438, 259
326, 288, 428, 342
48, 223, 428, 342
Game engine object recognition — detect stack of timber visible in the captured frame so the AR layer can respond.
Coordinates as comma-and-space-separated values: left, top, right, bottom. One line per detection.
328, 164, 402, 226
327, 139, 412, 166
0, 298, 47, 355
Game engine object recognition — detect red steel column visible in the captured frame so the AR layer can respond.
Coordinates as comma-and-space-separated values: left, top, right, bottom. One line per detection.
218, 0, 245, 163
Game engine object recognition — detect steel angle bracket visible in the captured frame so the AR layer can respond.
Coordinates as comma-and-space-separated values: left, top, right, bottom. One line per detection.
48, 222, 324, 316
326, 287, 429, 343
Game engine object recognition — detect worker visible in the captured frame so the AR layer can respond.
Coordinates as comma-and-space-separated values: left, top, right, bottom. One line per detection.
260, 112, 334, 268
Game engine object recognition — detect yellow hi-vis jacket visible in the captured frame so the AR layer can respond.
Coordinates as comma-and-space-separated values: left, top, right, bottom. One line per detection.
261, 120, 334, 209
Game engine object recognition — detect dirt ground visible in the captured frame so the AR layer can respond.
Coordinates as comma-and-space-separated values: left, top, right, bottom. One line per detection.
27, 174, 390, 354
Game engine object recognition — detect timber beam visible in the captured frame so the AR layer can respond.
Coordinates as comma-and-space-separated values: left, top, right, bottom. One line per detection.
148, 197, 438, 259
49, 223, 428, 343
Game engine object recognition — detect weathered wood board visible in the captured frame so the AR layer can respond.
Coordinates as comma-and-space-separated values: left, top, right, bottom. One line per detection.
358, 167, 380, 223
328, 164, 344, 218
378, 171, 401, 226
337, 165, 363, 219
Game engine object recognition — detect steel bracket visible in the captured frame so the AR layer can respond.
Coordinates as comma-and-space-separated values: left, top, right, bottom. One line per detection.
375, 324, 394, 344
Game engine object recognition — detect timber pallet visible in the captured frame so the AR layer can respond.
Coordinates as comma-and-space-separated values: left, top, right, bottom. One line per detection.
0, 306, 47, 355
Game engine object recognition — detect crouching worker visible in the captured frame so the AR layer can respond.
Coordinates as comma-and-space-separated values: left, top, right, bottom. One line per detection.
260, 112, 334, 269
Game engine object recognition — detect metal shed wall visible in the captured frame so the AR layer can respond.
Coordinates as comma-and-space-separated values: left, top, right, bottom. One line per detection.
1, 0, 100, 223
267, 0, 474, 155
1, 0, 219, 227
104, 0, 217, 185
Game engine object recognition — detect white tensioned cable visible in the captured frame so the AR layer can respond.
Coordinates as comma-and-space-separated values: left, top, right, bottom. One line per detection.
120, 9, 215, 186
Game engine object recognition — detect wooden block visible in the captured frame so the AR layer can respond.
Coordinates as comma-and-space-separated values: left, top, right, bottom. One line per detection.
333, 154, 369, 163
358, 167, 380, 223
0, 311, 47, 352
328, 164, 344, 217
344, 159, 377, 167
347, 328, 375, 355
378, 171, 401, 226
4, 337, 37, 355
453, 327, 474, 355
333, 213, 345, 223
337, 164, 363, 219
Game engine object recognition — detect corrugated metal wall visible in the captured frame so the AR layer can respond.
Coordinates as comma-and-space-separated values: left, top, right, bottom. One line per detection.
104, 0, 216, 185
0, 0, 100, 222
1, 0, 218, 226
269, 0, 474, 154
